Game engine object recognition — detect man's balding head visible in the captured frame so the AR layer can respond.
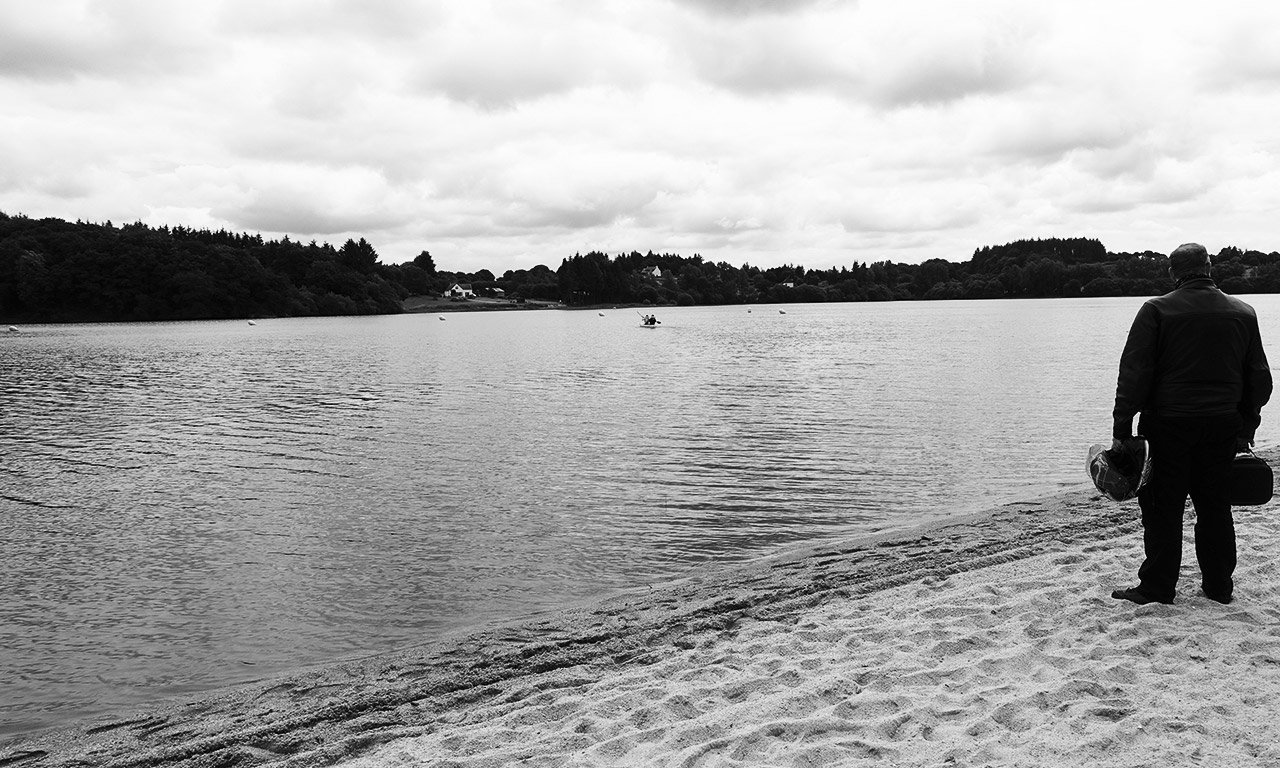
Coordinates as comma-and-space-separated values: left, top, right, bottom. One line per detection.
1169, 243, 1211, 280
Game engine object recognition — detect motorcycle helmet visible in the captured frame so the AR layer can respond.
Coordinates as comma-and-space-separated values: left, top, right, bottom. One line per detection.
1087, 437, 1152, 502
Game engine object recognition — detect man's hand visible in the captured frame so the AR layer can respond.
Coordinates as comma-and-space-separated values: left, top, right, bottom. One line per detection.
1112, 436, 1137, 452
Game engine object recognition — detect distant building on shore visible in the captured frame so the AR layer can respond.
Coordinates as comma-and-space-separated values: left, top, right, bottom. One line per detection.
444, 283, 475, 299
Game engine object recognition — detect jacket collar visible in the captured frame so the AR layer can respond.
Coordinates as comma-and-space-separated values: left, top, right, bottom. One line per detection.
1174, 275, 1216, 290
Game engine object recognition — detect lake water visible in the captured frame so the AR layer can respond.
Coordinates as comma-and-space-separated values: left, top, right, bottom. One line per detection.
3, 297, 1278, 737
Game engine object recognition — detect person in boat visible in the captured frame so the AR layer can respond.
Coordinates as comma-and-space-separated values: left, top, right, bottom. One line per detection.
642, 314, 658, 325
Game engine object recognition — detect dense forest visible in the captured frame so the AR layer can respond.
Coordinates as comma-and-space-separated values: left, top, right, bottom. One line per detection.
3, 211, 1279, 323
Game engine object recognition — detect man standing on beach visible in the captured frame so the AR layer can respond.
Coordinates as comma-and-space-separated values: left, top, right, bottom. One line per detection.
1110, 242, 1272, 606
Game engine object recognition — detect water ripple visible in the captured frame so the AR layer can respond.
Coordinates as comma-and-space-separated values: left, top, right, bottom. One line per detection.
4, 300, 1280, 737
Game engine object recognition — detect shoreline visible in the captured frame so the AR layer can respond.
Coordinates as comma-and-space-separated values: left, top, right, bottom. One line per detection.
401, 296, 560, 313
0, 471, 1167, 762
400, 296, 666, 314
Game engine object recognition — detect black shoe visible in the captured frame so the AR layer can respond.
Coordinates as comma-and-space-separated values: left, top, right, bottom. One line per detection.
1202, 587, 1234, 605
1111, 587, 1171, 605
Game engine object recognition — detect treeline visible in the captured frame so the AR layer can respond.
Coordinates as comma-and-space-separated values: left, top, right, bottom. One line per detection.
4, 211, 1280, 323
557, 239, 1280, 306
0, 213, 556, 322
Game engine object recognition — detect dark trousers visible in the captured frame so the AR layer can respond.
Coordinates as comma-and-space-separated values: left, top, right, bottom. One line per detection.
1135, 412, 1242, 602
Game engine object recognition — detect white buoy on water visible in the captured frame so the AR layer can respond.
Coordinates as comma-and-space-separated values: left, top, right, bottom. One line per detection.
6, 325, 17, 333
439, 316, 446, 321
247, 320, 256, 326
779, 310, 787, 314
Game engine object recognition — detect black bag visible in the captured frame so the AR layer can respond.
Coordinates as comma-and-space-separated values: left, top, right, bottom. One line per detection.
1231, 450, 1274, 506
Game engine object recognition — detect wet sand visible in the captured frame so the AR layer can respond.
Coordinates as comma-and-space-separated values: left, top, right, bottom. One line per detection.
5, 452, 1278, 767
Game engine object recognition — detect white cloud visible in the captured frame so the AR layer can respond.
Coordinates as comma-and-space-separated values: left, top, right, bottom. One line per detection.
671, 0, 830, 18
221, 171, 406, 236
0, 1, 216, 81
4, 0, 1280, 274
406, 2, 655, 108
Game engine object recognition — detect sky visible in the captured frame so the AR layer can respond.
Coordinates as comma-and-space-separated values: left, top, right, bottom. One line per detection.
3, 0, 1280, 275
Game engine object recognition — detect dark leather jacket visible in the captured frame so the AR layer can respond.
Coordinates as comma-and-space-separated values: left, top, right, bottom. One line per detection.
1113, 276, 1272, 440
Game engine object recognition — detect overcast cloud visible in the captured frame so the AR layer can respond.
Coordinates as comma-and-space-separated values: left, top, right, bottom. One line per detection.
2, 0, 1279, 274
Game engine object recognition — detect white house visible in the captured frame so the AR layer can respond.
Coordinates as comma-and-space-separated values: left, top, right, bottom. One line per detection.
444, 283, 475, 298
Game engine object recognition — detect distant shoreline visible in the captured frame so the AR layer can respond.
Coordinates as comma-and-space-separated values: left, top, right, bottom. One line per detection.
401, 295, 556, 313
401, 295, 662, 313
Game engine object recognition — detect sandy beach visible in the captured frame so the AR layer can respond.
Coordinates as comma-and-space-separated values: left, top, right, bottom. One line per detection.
5, 451, 1279, 768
